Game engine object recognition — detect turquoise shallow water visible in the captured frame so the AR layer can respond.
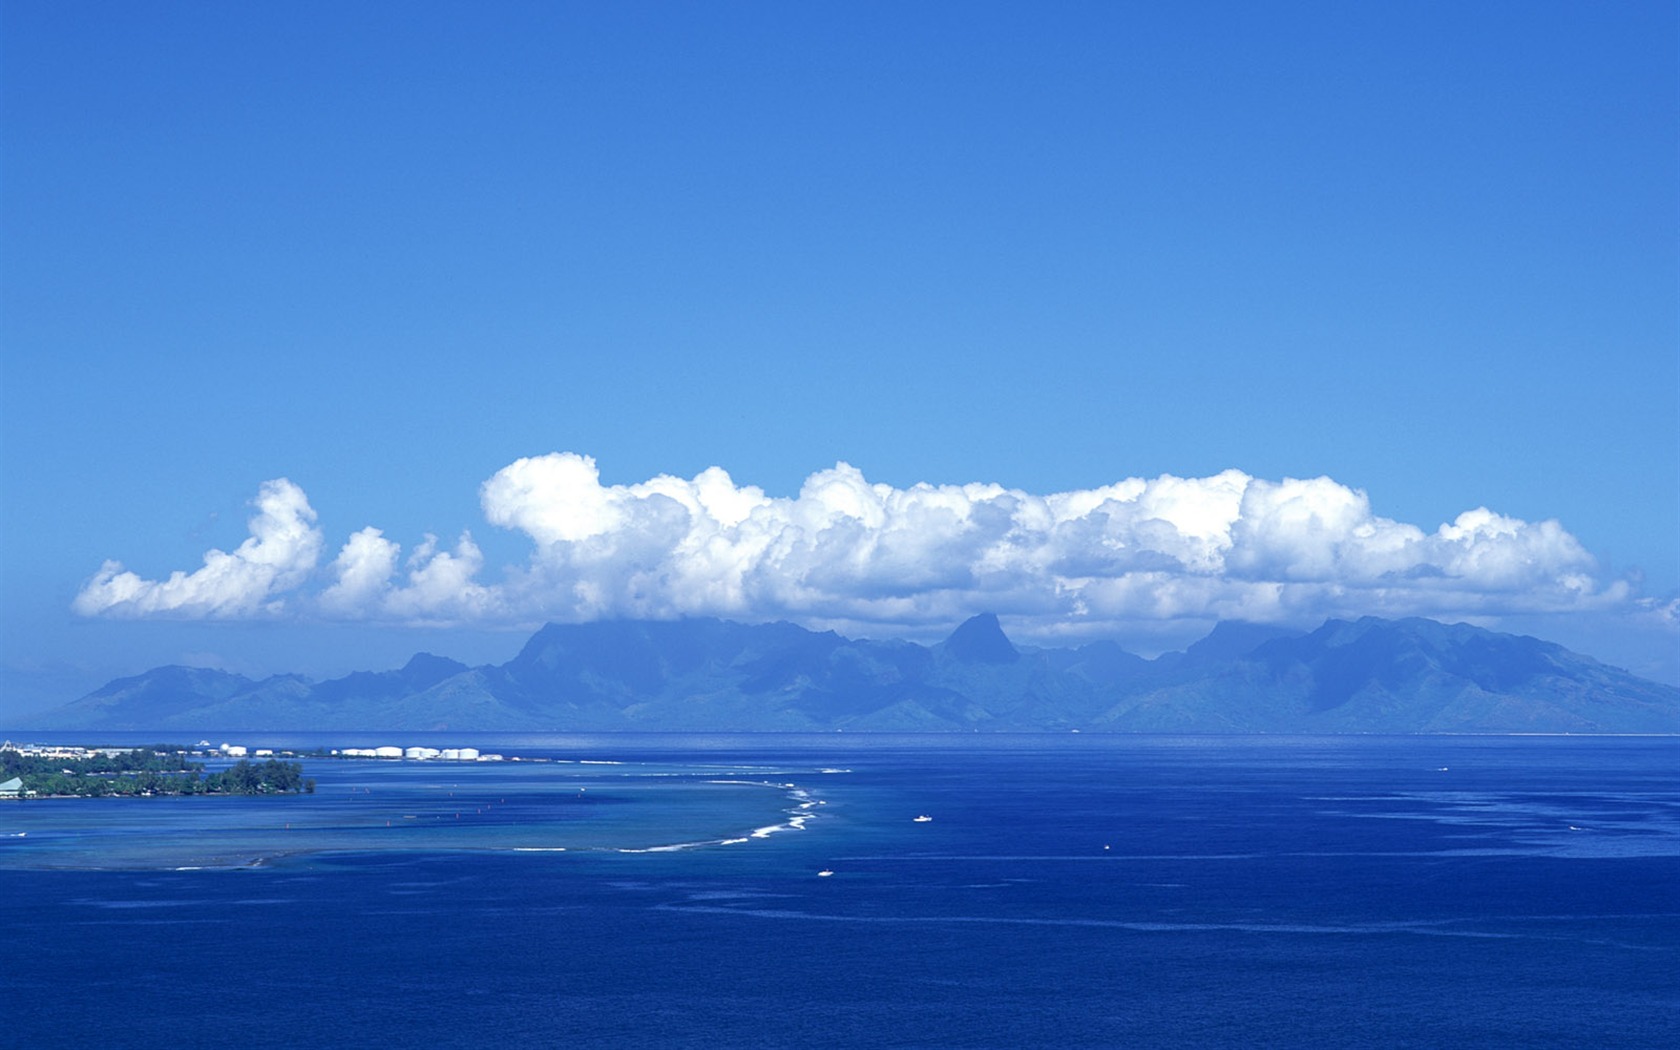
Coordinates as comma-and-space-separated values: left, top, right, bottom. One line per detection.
2, 734, 1677, 1048
0, 747, 825, 868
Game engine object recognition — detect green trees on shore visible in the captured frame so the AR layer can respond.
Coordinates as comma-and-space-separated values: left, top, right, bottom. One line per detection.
207, 758, 312, 795
0, 748, 314, 798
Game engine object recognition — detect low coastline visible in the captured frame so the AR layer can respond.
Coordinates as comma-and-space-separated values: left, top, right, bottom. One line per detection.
0, 740, 831, 870
1, 742, 312, 800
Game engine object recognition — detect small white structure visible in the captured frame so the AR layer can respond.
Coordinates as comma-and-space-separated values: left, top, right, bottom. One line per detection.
404, 746, 441, 760
220, 744, 248, 757
374, 746, 403, 759
0, 777, 23, 799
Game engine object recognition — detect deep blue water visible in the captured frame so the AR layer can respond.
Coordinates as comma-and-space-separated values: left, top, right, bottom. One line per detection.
2, 734, 1676, 1048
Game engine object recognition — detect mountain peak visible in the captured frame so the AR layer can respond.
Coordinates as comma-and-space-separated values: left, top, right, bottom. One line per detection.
399, 652, 470, 685
941, 613, 1019, 664
1184, 621, 1304, 665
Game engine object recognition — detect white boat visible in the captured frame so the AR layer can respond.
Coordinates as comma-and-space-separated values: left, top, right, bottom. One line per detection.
913, 815, 933, 822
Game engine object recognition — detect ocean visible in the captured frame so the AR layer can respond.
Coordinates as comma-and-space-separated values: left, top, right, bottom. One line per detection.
2, 734, 1676, 1048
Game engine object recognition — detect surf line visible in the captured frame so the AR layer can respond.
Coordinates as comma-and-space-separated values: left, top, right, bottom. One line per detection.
616, 780, 825, 854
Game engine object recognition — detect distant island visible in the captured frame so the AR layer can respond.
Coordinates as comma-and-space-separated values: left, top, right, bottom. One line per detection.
17, 615, 1680, 735
0, 744, 313, 799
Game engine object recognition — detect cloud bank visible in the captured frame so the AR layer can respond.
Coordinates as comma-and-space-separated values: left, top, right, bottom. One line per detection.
74, 453, 1641, 643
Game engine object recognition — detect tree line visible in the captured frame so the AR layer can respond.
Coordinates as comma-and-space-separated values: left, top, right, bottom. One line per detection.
1, 748, 314, 798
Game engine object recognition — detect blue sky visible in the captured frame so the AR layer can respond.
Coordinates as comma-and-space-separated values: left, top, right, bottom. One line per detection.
3, 2, 1675, 718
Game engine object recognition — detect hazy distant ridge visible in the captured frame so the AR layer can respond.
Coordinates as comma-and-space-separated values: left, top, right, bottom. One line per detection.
26, 615, 1680, 734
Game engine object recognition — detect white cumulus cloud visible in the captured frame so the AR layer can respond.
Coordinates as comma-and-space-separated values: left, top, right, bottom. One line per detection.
73, 479, 323, 619
73, 454, 1644, 645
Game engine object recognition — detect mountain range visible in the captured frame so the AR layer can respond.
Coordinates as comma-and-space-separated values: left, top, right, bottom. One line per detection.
20, 614, 1680, 734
